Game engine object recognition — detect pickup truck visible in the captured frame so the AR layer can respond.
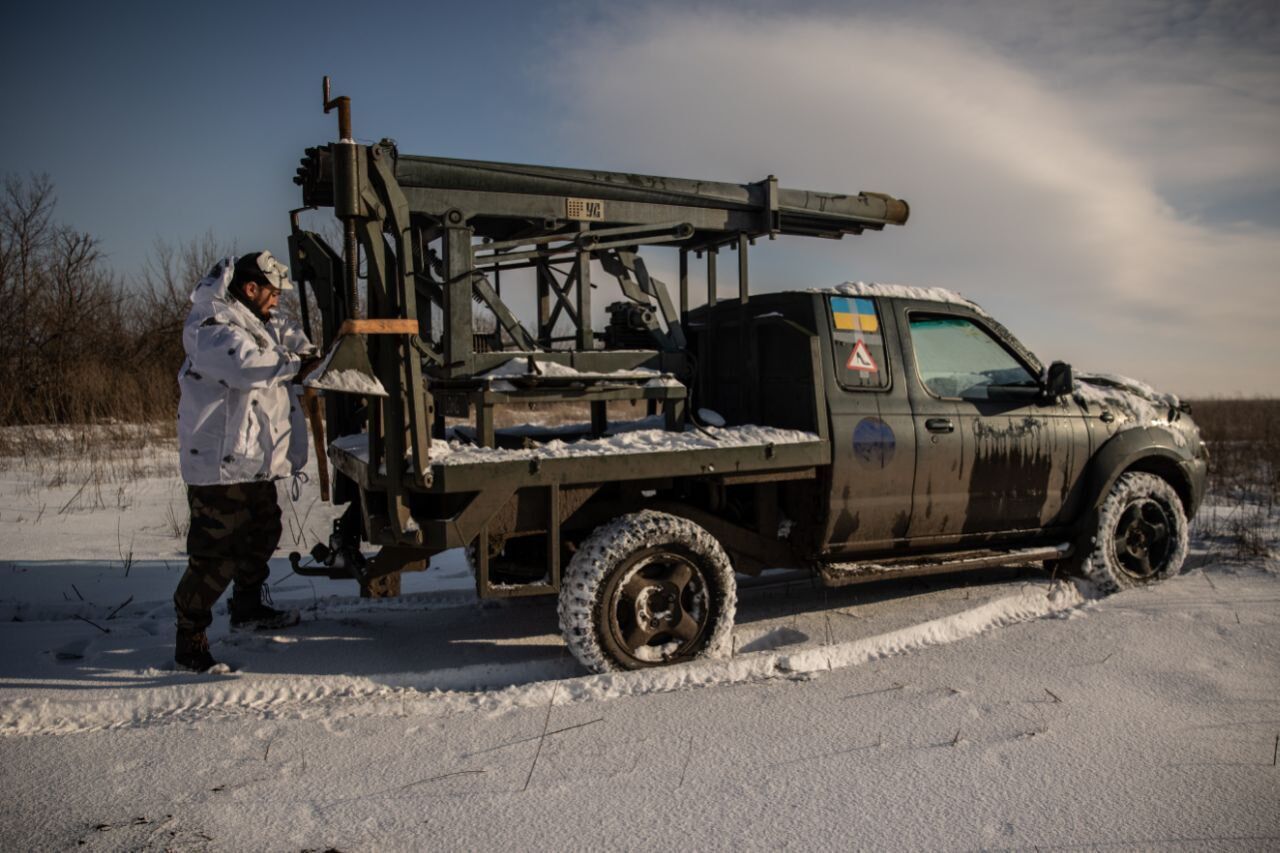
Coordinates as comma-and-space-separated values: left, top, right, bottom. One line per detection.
316, 281, 1207, 673
288, 87, 1206, 674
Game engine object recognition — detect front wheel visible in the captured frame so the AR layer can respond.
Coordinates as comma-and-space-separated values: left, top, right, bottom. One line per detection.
1082, 472, 1188, 592
557, 511, 737, 673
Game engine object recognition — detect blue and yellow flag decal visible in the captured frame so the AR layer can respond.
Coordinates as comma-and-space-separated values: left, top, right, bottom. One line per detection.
831, 297, 879, 334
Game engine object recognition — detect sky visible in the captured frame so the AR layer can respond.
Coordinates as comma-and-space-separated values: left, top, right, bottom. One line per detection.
2, 0, 1277, 396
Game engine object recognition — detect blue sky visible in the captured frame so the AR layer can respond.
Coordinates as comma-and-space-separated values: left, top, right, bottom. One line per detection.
4, 1, 1278, 394
1, 2, 573, 272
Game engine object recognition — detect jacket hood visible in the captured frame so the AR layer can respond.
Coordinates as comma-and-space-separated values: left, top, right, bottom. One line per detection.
190, 256, 272, 325
190, 257, 235, 305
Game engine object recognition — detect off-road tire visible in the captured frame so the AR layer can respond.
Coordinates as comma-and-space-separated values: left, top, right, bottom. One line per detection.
557, 511, 737, 673
1081, 472, 1188, 593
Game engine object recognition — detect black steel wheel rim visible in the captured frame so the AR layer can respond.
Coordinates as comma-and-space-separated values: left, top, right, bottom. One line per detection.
605, 548, 711, 666
1112, 497, 1174, 580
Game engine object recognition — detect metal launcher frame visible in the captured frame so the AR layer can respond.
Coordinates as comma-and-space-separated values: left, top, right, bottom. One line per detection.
287, 79, 909, 557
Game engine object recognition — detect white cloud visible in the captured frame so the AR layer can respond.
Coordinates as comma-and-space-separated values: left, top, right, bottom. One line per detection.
548, 9, 1280, 395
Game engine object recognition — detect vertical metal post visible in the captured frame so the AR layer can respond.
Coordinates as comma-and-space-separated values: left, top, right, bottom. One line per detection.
536, 261, 551, 347
344, 222, 360, 319
476, 522, 490, 596
477, 402, 495, 448
359, 217, 412, 540
576, 226, 593, 351
590, 400, 608, 436
359, 221, 385, 489
443, 215, 474, 370
323, 78, 361, 320
491, 263, 502, 347
707, 249, 718, 307
737, 233, 751, 420
679, 248, 689, 323
412, 228, 431, 342
547, 485, 561, 590
705, 248, 718, 418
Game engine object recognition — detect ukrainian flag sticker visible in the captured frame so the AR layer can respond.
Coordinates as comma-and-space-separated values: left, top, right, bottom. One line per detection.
831, 297, 879, 334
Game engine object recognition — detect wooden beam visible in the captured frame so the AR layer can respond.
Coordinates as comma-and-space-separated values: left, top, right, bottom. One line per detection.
338, 318, 419, 336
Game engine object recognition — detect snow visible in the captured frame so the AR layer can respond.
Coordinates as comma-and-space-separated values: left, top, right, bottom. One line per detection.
1, 435, 1277, 849
307, 367, 387, 397
332, 421, 818, 468
1073, 371, 1198, 448
815, 280, 989, 314
304, 344, 388, 397
697, 408, 726, 427
467, 414, 667, 443
479, 356, 662, 382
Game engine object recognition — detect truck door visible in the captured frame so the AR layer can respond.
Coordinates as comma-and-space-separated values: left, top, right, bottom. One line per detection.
820, 294, 918, 555
899, 305, 1090, 540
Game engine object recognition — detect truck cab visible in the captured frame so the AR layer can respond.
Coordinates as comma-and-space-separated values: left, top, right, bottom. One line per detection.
683, 283, 1206, 600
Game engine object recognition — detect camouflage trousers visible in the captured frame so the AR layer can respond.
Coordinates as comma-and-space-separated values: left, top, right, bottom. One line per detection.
174, 481, 283, 632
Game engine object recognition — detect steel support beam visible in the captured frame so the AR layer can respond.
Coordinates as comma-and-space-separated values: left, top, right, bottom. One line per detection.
443, 216, 474, 370
576, 224, 593, 350
679, 248, 689, 323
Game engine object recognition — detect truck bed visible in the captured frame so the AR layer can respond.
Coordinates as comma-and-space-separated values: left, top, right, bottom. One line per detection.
329, 419, 830, 494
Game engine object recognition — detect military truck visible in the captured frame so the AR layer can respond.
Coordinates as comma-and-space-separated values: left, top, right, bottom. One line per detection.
286, 80, 1207, 674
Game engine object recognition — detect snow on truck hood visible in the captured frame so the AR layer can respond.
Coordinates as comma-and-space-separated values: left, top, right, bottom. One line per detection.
1072, 373, 1196, 445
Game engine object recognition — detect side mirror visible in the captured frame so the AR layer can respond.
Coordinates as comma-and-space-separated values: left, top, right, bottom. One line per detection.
1044, 361, 1073, 399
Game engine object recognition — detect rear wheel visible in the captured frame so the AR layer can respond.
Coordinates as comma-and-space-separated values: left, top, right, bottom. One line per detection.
558, 511, 736, 673
1082, 472, 1188, 592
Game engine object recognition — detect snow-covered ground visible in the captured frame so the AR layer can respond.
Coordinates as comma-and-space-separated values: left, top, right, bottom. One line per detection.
1, 437, 1277, 850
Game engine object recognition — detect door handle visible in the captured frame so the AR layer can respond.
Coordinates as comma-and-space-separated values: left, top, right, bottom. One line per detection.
925, 418, 954, 434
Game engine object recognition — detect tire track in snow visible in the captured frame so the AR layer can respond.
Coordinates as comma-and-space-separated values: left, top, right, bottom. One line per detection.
0, 580, 1086, 737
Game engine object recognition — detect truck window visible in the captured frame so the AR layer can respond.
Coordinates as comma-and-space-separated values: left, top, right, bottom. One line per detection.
828, 296, 888, 390
908, 314, 1036, 399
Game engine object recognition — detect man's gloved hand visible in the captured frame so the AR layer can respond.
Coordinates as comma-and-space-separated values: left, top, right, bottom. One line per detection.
295, 355, 323, 384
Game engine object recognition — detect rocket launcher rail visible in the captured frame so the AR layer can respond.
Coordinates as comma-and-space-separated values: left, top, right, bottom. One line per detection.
296, 147, 909, 244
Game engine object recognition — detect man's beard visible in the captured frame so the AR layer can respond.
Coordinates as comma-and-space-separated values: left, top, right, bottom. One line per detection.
230, 286, 271, 324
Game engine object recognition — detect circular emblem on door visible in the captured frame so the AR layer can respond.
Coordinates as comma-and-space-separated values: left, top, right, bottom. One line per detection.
853, 417, 896, 468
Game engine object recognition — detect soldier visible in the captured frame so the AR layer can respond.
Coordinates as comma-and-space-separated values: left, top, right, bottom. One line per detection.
173, 251, 321, 671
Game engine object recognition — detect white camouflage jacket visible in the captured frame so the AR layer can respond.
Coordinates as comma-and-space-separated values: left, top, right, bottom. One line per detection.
177, 258, 318, 486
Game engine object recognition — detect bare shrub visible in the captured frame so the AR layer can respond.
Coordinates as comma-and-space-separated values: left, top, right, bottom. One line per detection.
1187, 398, 1279, 507
1186, 397, 1278, 559
135, 233, 227, 368
164, 498, 190, 540
0, 422, 178, 487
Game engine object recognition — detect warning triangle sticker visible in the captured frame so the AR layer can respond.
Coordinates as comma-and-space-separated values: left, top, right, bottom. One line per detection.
846, 340, 878, 372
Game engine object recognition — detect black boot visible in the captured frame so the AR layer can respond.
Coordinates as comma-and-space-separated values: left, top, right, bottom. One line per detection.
228, 584, 301, 631
175, 629, 218, 672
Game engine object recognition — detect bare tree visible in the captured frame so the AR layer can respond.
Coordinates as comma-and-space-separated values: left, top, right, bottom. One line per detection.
0, 174, 176, 423
0, 174, 58, 412
133, 232, 229, 367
